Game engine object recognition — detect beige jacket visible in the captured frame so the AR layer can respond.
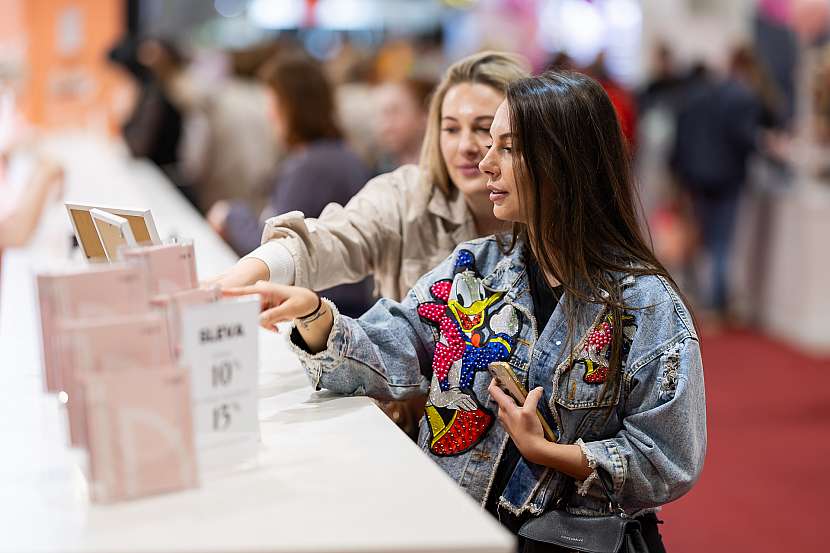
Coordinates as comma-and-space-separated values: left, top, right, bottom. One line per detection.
259, 164, 477, 301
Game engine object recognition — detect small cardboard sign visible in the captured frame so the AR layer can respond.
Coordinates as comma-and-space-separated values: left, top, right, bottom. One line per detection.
179, 296, 260, 473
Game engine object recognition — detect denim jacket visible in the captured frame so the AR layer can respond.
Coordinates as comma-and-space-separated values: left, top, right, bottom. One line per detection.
289, 237, 706, 516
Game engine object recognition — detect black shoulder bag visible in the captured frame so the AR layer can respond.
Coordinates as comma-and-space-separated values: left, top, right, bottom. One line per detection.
517, 470, 649, 553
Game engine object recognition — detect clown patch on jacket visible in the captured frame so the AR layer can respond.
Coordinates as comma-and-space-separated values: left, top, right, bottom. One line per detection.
417, 249, 521, 457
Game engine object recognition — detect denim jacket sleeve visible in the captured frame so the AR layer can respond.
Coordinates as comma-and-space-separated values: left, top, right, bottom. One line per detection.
576, 336, 707, 509
286, 286, 437, 401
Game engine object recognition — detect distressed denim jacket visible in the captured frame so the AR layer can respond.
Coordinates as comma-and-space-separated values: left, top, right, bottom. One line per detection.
289, 237, 707, 517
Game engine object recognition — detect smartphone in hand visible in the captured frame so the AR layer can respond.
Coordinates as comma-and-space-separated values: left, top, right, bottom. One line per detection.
488, 361, 559, 442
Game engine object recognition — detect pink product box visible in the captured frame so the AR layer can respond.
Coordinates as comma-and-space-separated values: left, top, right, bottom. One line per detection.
59, 313, 174, 448
37, 265, 152, 393
123, 243, 198, 296
83, 366, 198, 504
151, 287, 221, 358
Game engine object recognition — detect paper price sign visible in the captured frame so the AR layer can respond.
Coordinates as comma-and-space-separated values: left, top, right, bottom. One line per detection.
179, 296, 260, 473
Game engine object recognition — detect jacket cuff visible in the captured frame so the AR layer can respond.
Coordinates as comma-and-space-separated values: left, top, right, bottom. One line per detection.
260, 211, 311, 289
575, 438, 628, 497
243, 240, 295, 285
277, 233, 310, 289
286, 298, 348, 389
574, 438, 599, 496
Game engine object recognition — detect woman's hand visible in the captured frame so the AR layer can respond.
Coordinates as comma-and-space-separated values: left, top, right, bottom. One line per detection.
488, 379, 592, 480
223, 281, 318, 330
204, 258, 270, 290
223, 281, 334, 354
488, 380, 548, 465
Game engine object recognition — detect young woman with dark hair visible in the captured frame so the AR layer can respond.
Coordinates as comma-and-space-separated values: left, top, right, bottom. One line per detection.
227, 71, 706, 551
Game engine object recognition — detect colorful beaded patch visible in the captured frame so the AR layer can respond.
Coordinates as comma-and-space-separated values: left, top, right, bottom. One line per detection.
575, 313, 637, 384
417, 249, 521, 457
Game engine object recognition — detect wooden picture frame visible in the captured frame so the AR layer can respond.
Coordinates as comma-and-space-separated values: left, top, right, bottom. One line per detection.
65, 203, 161, 262
90, 208, 137, 261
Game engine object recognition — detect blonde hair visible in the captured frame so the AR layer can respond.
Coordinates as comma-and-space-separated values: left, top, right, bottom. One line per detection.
419, 51, 530, 195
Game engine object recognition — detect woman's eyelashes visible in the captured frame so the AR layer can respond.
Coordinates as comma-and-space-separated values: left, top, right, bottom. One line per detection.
442, 126, 489, 135
484, 143, 511, 153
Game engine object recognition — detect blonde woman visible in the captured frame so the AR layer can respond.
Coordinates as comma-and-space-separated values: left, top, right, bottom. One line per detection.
213, 51, 529, 301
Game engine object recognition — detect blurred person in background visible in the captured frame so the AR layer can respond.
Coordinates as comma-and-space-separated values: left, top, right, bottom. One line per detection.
329, 43, 380, 172
587, 52, 638, 150
373, 77, 433, 174
174, 42, 280, 216
108, 36, 193, 205
208, 51, 373, 318
730, 45, 787, 131
670, 48, 771, 324
0, 90, 64, 276
0, 155, 64, 251
637, 42, 684, 114
635, 44, 691, 269
210, 51, 530, 438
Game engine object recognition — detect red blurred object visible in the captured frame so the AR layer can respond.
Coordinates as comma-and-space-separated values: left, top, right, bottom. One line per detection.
600, 79, 638, 150
304, 0, 318, 27
650, 202, 696, 267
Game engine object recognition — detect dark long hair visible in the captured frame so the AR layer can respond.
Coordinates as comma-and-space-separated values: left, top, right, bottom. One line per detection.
506, 71, 684, 398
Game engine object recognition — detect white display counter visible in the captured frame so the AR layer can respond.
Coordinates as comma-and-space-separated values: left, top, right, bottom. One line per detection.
0, 133, 515, 553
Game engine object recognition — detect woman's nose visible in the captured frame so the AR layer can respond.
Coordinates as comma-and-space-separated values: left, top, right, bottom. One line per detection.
459, 128, 482, 157
479, 148, 498, 178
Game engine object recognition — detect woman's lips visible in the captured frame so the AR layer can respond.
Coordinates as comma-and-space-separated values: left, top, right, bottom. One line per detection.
456, 165, 481, 178
487, 184, 507, 204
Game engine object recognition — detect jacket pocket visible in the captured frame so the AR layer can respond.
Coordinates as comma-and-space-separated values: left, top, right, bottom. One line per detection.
552, 311, 635, 411
552, 365, 623, 444
554, 362, 623, 410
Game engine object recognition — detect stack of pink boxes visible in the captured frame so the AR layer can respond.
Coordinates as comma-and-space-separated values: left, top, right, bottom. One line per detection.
36, 243, 220, 503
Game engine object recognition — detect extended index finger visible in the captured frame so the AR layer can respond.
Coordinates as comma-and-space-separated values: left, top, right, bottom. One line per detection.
222, 285, 261, 297
223, 285, 270, 311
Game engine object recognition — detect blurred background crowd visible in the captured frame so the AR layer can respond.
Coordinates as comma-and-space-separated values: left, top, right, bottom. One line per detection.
4, 0, 830, 335
1, 0, 829, 550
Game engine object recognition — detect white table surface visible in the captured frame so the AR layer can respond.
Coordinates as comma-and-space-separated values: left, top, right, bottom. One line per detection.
0, 133, 515, 553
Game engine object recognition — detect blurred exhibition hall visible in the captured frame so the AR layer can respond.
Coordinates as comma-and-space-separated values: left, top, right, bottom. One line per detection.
1, 1, 828, 552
